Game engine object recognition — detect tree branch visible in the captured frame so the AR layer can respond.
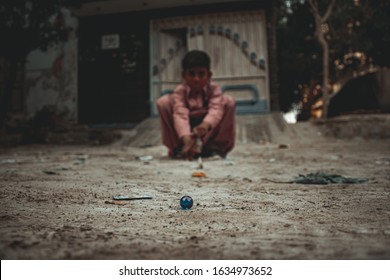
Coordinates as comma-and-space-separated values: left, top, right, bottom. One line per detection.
308, 0, 318, 16
308, 0, 336, 23
323, 0, 336, 22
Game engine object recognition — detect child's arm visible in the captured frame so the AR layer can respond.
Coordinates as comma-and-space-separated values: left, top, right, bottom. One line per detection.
203, 83, 224, 129
172, 85, 191, 138
193, 121, 211, 138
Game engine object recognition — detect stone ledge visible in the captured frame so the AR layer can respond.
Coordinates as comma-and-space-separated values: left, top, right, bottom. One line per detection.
313, 114, 390, 139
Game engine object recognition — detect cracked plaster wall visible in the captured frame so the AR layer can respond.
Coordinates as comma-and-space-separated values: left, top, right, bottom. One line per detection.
25, 9, 78, 121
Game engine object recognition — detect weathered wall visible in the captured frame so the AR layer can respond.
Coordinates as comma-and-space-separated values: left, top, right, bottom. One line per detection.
24, 9, 78, 121
315, 114, 390, 139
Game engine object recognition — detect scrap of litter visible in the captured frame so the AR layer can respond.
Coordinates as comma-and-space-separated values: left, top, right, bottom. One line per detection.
112, 195, 153, 200
192, 171, 207, 177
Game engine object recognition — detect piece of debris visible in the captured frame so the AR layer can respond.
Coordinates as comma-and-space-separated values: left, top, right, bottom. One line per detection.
42, 170, 58, 175
112, 195, 153, 200
192, 171, 207, 177
197, 157, 203, 169
138, 155, 154, 162
278, 144, 289, 149
74, 154, 88, 165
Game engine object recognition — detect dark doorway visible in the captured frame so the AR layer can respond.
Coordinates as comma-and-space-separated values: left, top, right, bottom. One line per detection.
78, 13, 149, 125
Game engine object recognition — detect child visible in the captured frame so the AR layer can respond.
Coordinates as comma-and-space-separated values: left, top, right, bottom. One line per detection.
156, 50, 235, 159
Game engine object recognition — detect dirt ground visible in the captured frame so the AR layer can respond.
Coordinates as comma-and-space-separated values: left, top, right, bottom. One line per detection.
0, 117, 390, 260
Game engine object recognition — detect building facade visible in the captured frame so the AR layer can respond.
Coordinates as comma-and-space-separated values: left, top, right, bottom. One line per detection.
24, 0, 278, 125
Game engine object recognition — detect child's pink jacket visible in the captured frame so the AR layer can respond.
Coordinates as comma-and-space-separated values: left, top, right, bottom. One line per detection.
172, 81, 224, 138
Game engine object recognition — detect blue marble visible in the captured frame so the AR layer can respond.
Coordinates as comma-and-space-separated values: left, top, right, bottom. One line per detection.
180, 196, 193, 210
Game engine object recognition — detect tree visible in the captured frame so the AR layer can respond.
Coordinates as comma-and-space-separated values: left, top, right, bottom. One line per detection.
0, 0, 80, 129
276, 0, 390, 119
276, 0, 322, 114
308, 0, 335, 118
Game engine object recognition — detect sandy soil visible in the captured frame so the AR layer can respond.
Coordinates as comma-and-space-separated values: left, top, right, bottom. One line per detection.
0, 129, 389, 259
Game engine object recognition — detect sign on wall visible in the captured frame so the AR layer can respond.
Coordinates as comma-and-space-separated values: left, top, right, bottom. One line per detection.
102, 34, 120, 50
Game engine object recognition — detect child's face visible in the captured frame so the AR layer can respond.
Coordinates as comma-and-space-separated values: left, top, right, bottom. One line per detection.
182, 67, 212, 92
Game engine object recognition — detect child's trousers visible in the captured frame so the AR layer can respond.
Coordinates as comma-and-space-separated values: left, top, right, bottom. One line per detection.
156, 94, 236, 157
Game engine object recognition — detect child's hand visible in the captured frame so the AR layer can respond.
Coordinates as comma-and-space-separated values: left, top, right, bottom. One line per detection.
181, 135, 196, 159
193, 122, 211, 138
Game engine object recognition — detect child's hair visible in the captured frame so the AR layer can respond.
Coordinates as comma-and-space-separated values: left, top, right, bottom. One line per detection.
182, 50, 210, 71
